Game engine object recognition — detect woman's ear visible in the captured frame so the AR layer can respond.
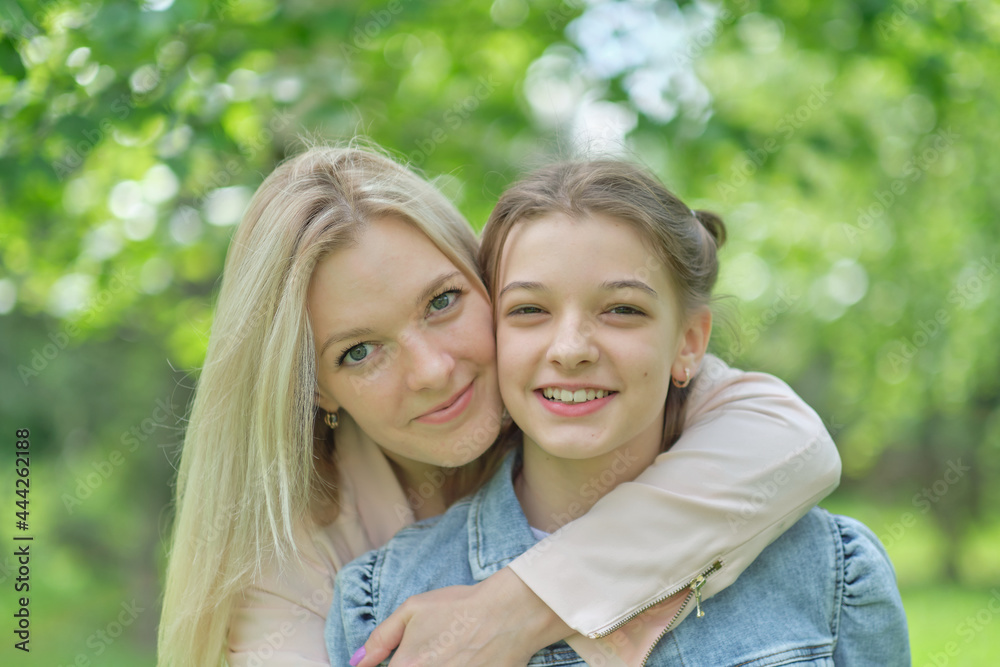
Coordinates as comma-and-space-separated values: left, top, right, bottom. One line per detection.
673, 306, 713, 381
314, 388, 340, 415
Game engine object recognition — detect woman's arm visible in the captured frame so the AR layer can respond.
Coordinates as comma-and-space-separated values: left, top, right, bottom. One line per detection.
227, 556, 335, 666
355, 354, 841, 666
509, 354, 841, 638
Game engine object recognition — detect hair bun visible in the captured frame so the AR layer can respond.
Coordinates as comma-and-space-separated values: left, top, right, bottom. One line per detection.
692, 209, 727, 249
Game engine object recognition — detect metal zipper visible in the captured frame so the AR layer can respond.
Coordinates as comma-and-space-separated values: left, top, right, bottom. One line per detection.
638, 559, 723, 666
586, 558, 723, 640
582, 559, 723, 664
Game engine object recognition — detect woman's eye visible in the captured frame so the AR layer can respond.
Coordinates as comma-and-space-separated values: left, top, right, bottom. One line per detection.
429, 290, 460, 313
339, 343, 376, 366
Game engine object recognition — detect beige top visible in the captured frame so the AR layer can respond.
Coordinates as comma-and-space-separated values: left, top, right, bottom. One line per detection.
227, 355, 841, 666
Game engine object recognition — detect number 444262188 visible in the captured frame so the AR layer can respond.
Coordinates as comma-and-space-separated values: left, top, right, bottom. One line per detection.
16, 429, 29, 531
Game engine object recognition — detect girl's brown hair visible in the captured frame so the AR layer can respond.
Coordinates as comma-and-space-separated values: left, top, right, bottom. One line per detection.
478, 159, 726, 449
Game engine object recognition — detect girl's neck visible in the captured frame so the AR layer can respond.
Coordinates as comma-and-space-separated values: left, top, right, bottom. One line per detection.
514, 425, 663, 534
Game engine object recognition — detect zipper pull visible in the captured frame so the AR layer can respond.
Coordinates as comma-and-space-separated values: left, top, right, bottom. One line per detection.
692, 575, 707, 618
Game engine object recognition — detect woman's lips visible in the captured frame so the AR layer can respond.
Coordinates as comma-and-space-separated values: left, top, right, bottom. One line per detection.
534, 388, 616, 417
415, 382, 475, 424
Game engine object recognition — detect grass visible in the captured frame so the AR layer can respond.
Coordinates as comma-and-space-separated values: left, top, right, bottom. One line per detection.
902, 585, 1000, 666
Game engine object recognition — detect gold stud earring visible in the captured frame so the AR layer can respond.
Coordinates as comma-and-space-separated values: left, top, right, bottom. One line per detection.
325, 411, 339, 430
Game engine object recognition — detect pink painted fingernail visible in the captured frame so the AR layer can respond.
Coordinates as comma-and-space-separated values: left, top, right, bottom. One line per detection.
349, 646, 366, 666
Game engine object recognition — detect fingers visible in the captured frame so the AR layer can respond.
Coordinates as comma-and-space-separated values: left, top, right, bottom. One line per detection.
355, 608, 408, 667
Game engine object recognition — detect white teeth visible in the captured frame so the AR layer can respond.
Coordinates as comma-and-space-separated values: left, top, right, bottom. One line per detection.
542, 387, 612, 403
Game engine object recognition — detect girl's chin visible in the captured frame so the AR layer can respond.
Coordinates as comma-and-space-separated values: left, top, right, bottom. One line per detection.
524, 437, 611, 461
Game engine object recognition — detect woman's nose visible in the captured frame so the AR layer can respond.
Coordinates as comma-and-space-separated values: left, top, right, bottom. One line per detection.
403, 329, 456, 392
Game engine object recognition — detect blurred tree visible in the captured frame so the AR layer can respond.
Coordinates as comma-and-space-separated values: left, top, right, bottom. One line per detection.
1, 0, 998, 662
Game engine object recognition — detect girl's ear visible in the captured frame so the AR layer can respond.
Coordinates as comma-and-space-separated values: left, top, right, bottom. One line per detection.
673, 306, 713, 382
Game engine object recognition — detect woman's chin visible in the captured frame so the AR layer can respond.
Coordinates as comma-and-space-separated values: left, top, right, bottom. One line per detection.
436, 408, 503, 467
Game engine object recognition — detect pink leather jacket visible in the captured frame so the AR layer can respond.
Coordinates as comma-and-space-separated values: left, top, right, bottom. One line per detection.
227, 355, 841, 665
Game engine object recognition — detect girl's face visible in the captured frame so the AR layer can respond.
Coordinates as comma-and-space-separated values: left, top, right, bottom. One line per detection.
308, 216, 502, 468
496, 212, 696, 461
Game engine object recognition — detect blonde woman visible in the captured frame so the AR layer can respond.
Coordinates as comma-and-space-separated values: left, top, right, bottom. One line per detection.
157, 145, 841, 667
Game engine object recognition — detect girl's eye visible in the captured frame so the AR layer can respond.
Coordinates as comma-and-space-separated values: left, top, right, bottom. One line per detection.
608, 305, 644, 315
508, 305, 545, 316
339, 342, 377, 366
429, 290, 460, 313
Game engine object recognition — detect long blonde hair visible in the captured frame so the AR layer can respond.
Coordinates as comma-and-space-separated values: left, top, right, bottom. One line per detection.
157, 145, 485, 666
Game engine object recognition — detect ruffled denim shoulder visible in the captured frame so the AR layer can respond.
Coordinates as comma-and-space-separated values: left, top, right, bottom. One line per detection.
325, 498, 480, 666
831, 514, 911, 665
325, 546, 380, 666
657, 508, 909, 666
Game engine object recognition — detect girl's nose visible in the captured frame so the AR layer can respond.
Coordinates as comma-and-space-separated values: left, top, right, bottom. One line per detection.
545, 315, 598, 369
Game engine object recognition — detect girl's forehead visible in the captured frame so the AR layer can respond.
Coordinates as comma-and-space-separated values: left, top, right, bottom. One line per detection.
502, 216, 666, 282
502, 213, 650, 261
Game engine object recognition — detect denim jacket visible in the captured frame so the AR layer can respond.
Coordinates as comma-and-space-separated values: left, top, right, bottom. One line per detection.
326, 451, 909, 666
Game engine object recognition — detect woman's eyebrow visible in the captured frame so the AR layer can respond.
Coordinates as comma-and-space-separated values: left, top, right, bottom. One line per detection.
414, 271, 463, 308
499, 281, 547, 298
319, 271, 464, 357
320, 326, 374, 357
602, 279, 657, 297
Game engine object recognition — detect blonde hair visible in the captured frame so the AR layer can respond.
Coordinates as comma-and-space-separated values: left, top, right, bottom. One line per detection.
479, 159, 725, 449
158, 145, 485, 666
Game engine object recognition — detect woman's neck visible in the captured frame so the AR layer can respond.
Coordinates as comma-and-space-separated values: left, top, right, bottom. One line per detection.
382, 452, 449, 520
338, 416, 449, 520
514, 427, 663, 534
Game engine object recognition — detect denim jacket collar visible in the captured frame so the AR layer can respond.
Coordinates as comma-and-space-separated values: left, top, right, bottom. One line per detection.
467, 450, 539, 581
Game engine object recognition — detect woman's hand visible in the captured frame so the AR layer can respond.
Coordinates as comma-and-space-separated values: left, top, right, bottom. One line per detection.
352, 567, 572, 667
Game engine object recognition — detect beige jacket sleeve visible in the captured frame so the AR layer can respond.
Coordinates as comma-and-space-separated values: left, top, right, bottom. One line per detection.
508, 354, 841, 650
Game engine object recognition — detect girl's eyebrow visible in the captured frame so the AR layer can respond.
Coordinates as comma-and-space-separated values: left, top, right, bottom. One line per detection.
602, 279, 658, 297
499, 281, 547, 298
500, 279, 657, 298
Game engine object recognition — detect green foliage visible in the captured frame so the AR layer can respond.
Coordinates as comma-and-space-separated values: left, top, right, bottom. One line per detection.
1, 0, 997, 663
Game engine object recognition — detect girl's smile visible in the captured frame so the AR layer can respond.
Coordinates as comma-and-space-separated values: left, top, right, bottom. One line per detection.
535, 385, 618, 417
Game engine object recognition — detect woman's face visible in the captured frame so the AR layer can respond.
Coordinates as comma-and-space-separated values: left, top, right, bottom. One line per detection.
495, 212, 690, 462
308, 216, 502, 468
